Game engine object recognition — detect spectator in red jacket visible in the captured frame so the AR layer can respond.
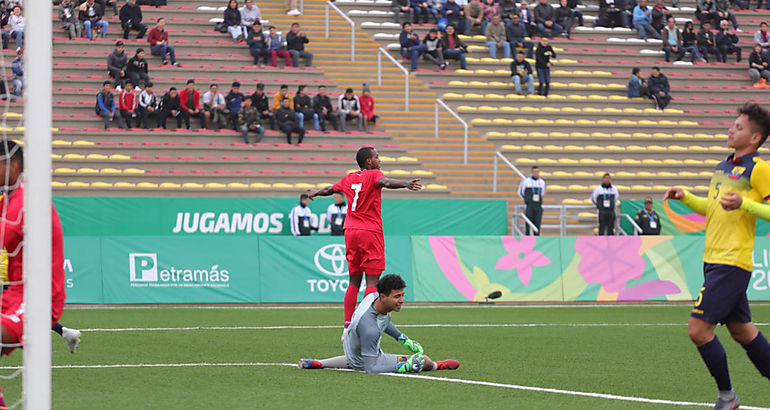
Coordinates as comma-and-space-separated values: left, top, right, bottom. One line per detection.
359, 85, 378, 132
118, 79, 138, 128
147, 17, 180, 66
179, 79, 204, 129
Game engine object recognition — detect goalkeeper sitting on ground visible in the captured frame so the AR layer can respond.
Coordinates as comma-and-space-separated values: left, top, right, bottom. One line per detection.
299, 274, 459, 373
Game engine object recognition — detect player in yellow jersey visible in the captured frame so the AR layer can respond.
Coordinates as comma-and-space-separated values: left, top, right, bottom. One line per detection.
664, 103, 770, 410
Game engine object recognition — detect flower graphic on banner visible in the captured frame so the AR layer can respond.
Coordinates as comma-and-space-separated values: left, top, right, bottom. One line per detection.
494, 236, 552, 288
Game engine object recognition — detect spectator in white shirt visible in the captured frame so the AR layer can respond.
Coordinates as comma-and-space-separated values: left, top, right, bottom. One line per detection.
326, 193, 347, 236
591, 173, 620, 236
289, 194, 317, 236
137, 81, 161, 129
202, 83, 227, 130
3, 5, 23, 50
240, 0, 261, 29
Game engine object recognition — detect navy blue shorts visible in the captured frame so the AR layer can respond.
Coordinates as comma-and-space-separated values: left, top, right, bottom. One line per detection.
691, 263, 752, 325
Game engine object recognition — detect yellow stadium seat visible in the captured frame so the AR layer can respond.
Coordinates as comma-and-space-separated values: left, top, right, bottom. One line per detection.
425, 184, 448, 190
648, 145, 666, 150
549, 185, 566, 191
114, 182, 136, 188
90, 182, 113, 188
160, 183, 182, 189
555, 119, 575, 124
567, 185, 588, 190
526, 94, 546, 99
621, 159, 641, 164
533, 119, 553, 124
617, 120, 637, 125
579, 158, 600, 164
631, 185, 650, 191
51, 181, 66, 188
52, 140, 72, 146
379, 156, 395, 162
449, 81, 469, 86
582, 107, 601, 113
77, 168, 98, 174
513, 119, 533, 124
633, 133, 653, 138
600, 159, 620, 164
471, 119, 491, 124
538, 158, 558, 164
562, 145, 584, 151
227, 183, 248, 189
183, 182, 204, 189
87, 154, 108, 159
541, 107, 560, 112
550, 132, 570, 137
683, 159, 702, 165
73, 140, 95, 146
553, 171, 572, 176
412, 170, 433, 176
637, 171, 656, 177
643, 108, 659, 113
576, 119, 596, 124
522, 144, 542, 150
626, 145, 645, 151
562, 198, 583, 204
574, 171, 593, 177
689, 146, 708, 151
659, 120, 678, 125
12, 127, 23, 132
478, 106, 498, 111
616, 171, 635, 177
203, 183, 226, 189
250, 183, 270, 188
561, 107, 580, 112
443, 93, 463, 98
578, 212, 596, 218
568, 95, 587, 100
679, 121, 699, 126
549, 94, 567, 100
663, 159, 682, 164
462, 93, 482, 98
51, 154, 62, 159
699, 171, 712, 176
493, 119, 513, 124
485, 94, 505, 99
516, 158, 535, 164
123, 168, 145, 174
499, 107, 518, 112
557, 158, 578, 164
109, 154, 130, 160
677, 171, 698, 177
658, 171, 677, 177
507, 131, 527, 137
602, 108, 622, 113
67, 181, 89, 188
1, 112, 20, 118
390, 170, 410, 175
704, 159, 719, 165
694, 185, 709, 191
397, 156, 418, 162
137, 182, 159, 189
457, 106, 476, 111
503, 144, 522, 150
63, 154, 85, 159
520, 106, 538, 112
590, 132, 610, 138
487, 132, 507, 137
99, 168, 122, 174
506, 94, 525, 99
607, 95, 627, 100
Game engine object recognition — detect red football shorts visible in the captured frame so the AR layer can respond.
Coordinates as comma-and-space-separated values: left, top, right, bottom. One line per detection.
1, 305, 23, 355
345, 229, 385, 274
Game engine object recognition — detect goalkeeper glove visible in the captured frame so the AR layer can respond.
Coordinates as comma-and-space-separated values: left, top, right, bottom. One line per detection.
396, 353, 424, 373
397, 333, 424, 355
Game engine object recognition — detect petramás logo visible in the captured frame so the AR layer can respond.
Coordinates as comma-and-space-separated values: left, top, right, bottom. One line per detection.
314, 244, 348, 277
128, 253, 230, 288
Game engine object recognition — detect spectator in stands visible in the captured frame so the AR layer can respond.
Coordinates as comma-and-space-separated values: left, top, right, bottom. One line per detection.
465, 0, 484, 34
442, 0, 468, 35
555, 0, 574, 38
634, 197, 661, 235
59, 0, 82, 40
337, 88, 363, 132
412, 0, 438, 24
419, 28, 447, 69
327, 192, 346, 236
277, 97, 305, 144
591, 173, 619, 236
716, 19, 742, 62
535, 37, 555, 96
237, 98, 264, 143
148, 18, 180, 66
137, 81, 160, 129
250, 83, 276, 129
507, 14, 534, 58
286, 0, 301, 17
682, 21, 706, 62
224, 0, 244, 43
180, 79, 204, 130
651, 0, 670, 32
295, 85, 312, 130
268, 25, 291, 67
240, 0, 261, 30
399, 22, 421, 61
440, 24, 468, 69
619, 0, 635, 29
485, 15, 511, 59
511, 51, 535, 94
359, 85, 377, 131
696, 0, 719, 28
755, 22, 770, 58
273, 84, 294, 112
500, 0, 518, 25
312, 85, 337, 131
627, 67, 648, 97
661, 16, 684, 62
10, 47, 20, 97
697, 21, 721, 62
96, 80, 126, 129
567, 0, 584, 26
287, 23, 313, 68
481, 0, 501, 33
203, 84, 227, 130
392, 0, 413, 24
429, 0, 443, 23
633, 0, 661, 40
749, 43, 770, 86
126, 48, 149, 88
534, 0, 563, 37
225, 81, 245, 129
715, 0, 740, 31
107, 41, 127, 88
289, 194, 315, 236
118, 79, 138, 128
159, 86, 183, 129
597, 0, 625, 28
79, 0, 108, 40
518, 166, 545, 235
648, 66, 671, 110
246, 21, 268, 67
1, 5, 21, 49
518, 0, 539, 35
119, 0, 146, 40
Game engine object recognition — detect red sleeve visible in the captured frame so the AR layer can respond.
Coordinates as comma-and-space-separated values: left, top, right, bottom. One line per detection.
180, 91, 188, 108
148, 29, 158, 45
332, 174, 347, 192
194, 91, 201, 110
370, 169, 385, 186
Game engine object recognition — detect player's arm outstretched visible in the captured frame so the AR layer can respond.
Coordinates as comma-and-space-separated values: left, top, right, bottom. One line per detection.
307, 185, 337, 199
663, 187, 707, 216
377, 177, 422, 191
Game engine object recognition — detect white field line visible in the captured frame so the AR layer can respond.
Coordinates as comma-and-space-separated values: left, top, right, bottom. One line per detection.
75, 323, 770, 332
1, 362, 763, 409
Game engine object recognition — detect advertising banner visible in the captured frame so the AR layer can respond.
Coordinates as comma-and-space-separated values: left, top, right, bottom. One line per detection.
620, 200, 770, 236
63, 236, 104, 304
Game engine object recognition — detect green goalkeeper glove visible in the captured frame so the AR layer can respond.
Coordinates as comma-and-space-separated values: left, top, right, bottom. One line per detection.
397, 333, 424, 355
396, 353, 424, 373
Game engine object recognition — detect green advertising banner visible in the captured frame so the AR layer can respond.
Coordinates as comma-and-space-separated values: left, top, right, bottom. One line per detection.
63, 236, 103, 304
99, 236, 260, 303
620, 200, 770, 236
54, 197, 508, 237
258, 236, 412, 303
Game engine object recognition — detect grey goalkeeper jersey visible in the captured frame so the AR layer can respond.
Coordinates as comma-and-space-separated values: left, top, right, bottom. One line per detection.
343, 292, 401, 372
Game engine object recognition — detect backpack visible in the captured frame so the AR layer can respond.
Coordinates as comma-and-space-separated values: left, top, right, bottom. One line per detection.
214, 21, 227, 33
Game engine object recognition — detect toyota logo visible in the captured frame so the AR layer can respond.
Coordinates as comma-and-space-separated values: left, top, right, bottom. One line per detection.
314, 244, 348, 277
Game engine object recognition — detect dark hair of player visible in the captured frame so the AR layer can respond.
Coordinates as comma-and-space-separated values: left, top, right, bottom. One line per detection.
739, 103, 770, 147
377, 274, 406, 296
0, 140, 22, 171
356, 147, 376, 169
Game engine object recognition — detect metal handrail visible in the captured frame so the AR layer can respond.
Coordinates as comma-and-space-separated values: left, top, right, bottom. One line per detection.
621, 213, 643, 235
435, 99, 468, 164
492, 151, 526, 192
377, 47, 409, 111
325, 1, 355, 61
514, 212, 539, 235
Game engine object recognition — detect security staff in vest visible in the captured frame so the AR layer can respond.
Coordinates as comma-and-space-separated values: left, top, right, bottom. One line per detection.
634, 196, 661, 235
591, 173, 620, 236
289, 193, 317, 236
326, 192, 347, 236
518, 166, 546, 235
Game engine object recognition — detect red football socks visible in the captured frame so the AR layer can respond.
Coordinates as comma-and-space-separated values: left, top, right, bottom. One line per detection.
343, 284, 359, 326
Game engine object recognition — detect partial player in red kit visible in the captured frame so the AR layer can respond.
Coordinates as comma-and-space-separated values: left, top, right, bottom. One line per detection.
309, 147, 422, 333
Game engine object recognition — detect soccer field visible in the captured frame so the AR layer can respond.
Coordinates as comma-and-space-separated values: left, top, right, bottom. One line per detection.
2, 304, 770, 409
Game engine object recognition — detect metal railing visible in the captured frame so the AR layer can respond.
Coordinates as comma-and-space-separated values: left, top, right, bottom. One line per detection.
377, 47, 409, 111
492, 151, 525, 192
325, 1, 355, 61
620, 214, 643, 235
435, 99, 468, 164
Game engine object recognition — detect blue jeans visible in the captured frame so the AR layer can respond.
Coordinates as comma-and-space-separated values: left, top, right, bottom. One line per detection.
443, 48, 467, 69
297, 112, 304, 129
486, 41, 511, 59
633, 22, 661, 39
11, 78, 21, 96
83, 20, 109, 40
572, 9, 584, 26
151, 43, 177, 64
513, 74, 535, 94
2, 29, 23, 49
510, 40, 535, 58
536, 22, 563, 37
536, 67, 550, 96
409, 43, 427, 70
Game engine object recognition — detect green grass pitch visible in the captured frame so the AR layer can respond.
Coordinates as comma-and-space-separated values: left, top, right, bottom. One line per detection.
2, 304, 769, 409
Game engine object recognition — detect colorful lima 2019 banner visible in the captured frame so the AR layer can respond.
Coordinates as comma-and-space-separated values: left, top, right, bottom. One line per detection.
621, 200, 770, 236
64, 235, 770, 304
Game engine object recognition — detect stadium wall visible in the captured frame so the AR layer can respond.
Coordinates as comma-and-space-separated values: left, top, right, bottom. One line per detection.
621, 200, 770, 236
63, 235, 770, 304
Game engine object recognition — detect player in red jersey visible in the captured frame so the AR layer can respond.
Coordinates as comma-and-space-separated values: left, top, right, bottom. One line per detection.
309, 147, 422, 333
